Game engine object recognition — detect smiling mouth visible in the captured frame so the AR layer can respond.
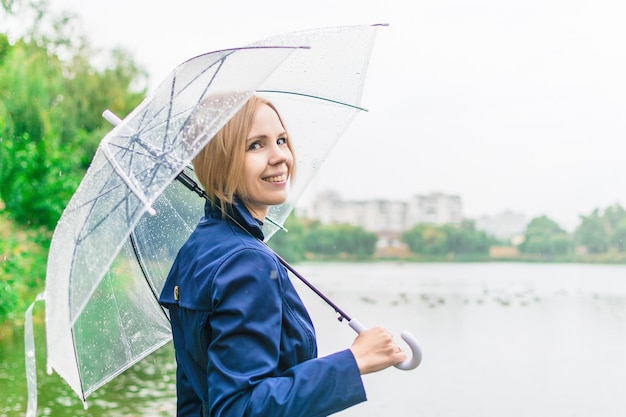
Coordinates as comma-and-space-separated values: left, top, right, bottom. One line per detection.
263, 174, 287, 183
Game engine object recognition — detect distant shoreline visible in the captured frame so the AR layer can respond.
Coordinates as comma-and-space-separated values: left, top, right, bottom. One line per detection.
300, 253, 626, 264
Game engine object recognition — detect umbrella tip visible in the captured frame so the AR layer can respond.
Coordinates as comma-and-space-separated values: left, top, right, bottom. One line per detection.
102, 109, 123, 127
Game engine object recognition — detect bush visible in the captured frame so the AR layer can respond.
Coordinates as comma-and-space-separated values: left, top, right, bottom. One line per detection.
0, 212, 50, 325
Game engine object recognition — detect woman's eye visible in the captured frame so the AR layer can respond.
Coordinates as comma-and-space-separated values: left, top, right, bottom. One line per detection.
277, 137, 287, 145
247, 142, 262, 151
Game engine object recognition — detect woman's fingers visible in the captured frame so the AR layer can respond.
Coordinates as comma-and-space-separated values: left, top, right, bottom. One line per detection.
349, 327, 407, 375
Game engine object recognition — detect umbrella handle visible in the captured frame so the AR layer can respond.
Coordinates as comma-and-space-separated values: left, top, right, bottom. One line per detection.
348, 319, 422, 371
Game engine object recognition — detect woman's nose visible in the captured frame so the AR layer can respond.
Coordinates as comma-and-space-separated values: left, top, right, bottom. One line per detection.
269, 144, 290, 165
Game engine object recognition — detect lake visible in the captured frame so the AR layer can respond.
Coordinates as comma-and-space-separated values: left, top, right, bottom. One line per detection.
2, 262, 626, 416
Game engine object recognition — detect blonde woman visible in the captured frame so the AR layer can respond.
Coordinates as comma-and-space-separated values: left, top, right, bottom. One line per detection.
160, 95, 405, 417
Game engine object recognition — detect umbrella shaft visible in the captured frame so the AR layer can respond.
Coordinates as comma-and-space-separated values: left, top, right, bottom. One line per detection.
272, 251, 352, 322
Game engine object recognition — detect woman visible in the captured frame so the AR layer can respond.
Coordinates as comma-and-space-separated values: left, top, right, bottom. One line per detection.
160, 95, 406, 417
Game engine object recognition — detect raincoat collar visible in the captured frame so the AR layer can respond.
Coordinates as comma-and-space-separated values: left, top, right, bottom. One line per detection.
203, 196, 265, 241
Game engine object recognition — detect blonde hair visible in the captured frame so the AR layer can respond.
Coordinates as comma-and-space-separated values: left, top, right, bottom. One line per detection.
191, 95, 296, 213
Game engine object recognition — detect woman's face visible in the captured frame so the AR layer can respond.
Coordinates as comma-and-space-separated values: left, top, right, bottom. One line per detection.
242, 103, 293, 219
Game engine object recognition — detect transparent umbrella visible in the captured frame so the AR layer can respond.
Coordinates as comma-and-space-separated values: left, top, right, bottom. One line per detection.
24, 23, 419, 416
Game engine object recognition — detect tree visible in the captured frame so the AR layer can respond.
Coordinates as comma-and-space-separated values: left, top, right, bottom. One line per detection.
0, 5, 147, 230
573, 203, 626, 253
402, 224, 447, 255
0, 0, 148, 325
302, 222, 378, 258
575, 209, 609, 254
611, 218, 626, 252
333, 224, 378, 257
267, 213, 307, 263
402, 221, 494, 256
519, 215, 572, 256
443, 220, 494, 254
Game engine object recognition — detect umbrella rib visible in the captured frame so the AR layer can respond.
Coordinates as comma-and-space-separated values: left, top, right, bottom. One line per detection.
72, 143, 185, 244
70, 160, 164, 230
108, 138, 184, 174
257, 90, 368, 112
69, 326, 88, 402
134, 51, 236, 149
122, 138, 140, 222
94, 50, 243, 230
128, 231, 171, 320
74, 179, 139, 245
110, 53, 233, 197
136, 53, 239, 193
162, 74, 177, 148
162, 53, 232, 150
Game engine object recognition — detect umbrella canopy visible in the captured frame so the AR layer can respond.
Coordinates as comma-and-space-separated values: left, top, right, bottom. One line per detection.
43, 24, 385, 403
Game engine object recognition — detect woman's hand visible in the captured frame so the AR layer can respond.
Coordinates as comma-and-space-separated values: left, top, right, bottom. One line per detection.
349, 326, 407, 375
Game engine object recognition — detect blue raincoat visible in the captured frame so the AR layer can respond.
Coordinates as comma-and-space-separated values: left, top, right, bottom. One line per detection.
159, 198, 366, 416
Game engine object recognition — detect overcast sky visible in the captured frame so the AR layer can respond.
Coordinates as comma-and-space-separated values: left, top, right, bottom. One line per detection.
45, 0, 626, 230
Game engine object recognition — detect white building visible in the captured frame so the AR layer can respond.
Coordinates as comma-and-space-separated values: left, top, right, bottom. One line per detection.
474, 210, 527, 241
407, 192, 463, 226
308, 191, 463, 234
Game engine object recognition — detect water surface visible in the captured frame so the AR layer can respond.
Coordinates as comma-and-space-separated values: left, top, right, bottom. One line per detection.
3, 262, 626, 416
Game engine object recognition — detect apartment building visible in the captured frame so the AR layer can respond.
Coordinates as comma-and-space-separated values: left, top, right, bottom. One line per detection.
304, 191, 527, 245
474, 210, 527, 241
308, 191, 463, 233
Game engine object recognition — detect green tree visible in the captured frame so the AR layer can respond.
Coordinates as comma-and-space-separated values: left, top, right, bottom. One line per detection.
0, 0, 147, 325
575, 209, 609, 254
0, 18, 146, 230
302, 222, 377, 258
402, 223, 448, 255
267, 212, 307, 263
519, 215, 572, 256
573, 204, 626, 253
402, 221, 494, 255
444, 220, 494, 254
611, 218, 626, 252
332, 224, 378, 257
603, 204, 626, 232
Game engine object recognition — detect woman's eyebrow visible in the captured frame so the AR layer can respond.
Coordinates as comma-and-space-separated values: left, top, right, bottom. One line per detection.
247, 131, 287, 141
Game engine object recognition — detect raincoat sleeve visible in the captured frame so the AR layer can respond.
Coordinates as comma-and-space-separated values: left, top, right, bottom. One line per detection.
207, 248, 366, 417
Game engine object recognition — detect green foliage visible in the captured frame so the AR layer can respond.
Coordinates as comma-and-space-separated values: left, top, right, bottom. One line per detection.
0, 0, 147, 326
575, 209, 608, 253
0, 33, 9, 62
402, 224, 445, 255
0, 212, 50, 323
332, 224, 378, 257
302, 221, 378, 258
611, 218, 626, 252
267, 215, 380, 260
574, 204, 626, 253
519, 215, 572, 256
267, 213, 307, 263
0, 15, 146, 230
401, 220, 495, 255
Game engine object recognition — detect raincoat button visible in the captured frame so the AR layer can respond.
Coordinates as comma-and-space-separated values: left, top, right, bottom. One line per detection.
174, 285, 180, 301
